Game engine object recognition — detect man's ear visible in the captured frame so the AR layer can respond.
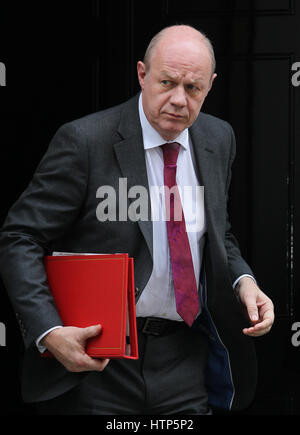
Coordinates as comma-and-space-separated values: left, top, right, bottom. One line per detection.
137, 61, 147, 90
208, 73, 217, 93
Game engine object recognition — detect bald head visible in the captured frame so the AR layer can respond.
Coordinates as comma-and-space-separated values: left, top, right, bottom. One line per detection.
137, 24, 217, 141
143, 25, 216, 77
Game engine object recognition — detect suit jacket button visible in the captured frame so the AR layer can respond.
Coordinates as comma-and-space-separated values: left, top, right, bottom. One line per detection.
135, 287, 139, 297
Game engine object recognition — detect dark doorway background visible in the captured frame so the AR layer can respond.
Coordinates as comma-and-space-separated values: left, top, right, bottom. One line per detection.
0, 0, 299, 415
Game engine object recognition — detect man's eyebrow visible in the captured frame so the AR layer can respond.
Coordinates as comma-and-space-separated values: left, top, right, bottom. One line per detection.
160, 71, 180, 80
160, 71, 203, 84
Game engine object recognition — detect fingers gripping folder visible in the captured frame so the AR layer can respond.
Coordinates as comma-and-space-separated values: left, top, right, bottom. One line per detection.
42, 253, 138, 359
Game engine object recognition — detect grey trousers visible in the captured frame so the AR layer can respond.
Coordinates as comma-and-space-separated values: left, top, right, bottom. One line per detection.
36, 321, 210, 415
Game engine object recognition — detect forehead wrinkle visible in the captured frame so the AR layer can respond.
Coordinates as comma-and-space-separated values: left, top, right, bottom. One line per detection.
160, 70, 180, 80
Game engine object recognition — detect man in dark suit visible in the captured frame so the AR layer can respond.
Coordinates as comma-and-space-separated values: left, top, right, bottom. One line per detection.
0, 25, 274, 414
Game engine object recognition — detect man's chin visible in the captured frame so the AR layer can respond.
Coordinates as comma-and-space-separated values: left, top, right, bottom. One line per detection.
158, 122, 186, 141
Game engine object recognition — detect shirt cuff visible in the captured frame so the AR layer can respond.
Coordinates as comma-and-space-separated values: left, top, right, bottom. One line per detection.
233, 274, 257, 290
36, 326, 63, 353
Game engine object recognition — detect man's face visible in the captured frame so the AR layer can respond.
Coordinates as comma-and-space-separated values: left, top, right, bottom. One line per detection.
137, 37, 216, 141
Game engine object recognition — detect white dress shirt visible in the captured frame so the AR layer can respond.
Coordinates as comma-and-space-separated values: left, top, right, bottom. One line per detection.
135, 95, 206, 321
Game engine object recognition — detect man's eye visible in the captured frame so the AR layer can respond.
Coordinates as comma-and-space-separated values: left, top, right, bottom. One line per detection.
161, 80, 172, 86
186, 84, 198, 91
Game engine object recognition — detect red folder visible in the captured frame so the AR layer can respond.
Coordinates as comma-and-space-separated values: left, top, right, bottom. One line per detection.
44, 253, 138, 359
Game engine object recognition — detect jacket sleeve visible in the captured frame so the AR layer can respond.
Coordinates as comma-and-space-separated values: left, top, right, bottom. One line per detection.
0, 122, 89, 349
224, 124, 255, 285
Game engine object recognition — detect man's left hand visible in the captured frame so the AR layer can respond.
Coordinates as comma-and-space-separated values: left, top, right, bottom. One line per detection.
237, 276, 275, 337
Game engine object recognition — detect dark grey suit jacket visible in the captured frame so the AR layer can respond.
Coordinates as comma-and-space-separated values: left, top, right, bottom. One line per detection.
0, 94, 257, 411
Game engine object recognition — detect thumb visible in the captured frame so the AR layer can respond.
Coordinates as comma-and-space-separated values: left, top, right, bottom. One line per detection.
80, 324, 102, 340
245, 299, 259, 323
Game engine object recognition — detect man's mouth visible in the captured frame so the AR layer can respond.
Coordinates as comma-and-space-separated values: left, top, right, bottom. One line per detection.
166, 113, 185, 119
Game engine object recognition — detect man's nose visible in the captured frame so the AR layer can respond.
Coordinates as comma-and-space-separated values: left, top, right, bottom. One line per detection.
169, 86, 187, 107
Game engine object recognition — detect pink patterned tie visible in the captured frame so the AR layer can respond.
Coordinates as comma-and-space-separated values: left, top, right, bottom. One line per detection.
161, 142, 199, 327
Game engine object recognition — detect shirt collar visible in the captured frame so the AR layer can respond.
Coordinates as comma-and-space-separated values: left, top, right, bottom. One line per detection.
138, 93, 189, 151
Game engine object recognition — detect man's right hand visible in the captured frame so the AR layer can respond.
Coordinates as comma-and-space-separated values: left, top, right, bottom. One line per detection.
41, 324, 110, 372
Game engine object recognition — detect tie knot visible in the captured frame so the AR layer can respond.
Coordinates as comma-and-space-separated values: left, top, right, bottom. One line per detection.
160, 142, 180, 166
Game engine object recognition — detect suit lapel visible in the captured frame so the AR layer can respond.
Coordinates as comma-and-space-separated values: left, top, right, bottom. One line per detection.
113, 96, 153, 259
189, 121, 218, 226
